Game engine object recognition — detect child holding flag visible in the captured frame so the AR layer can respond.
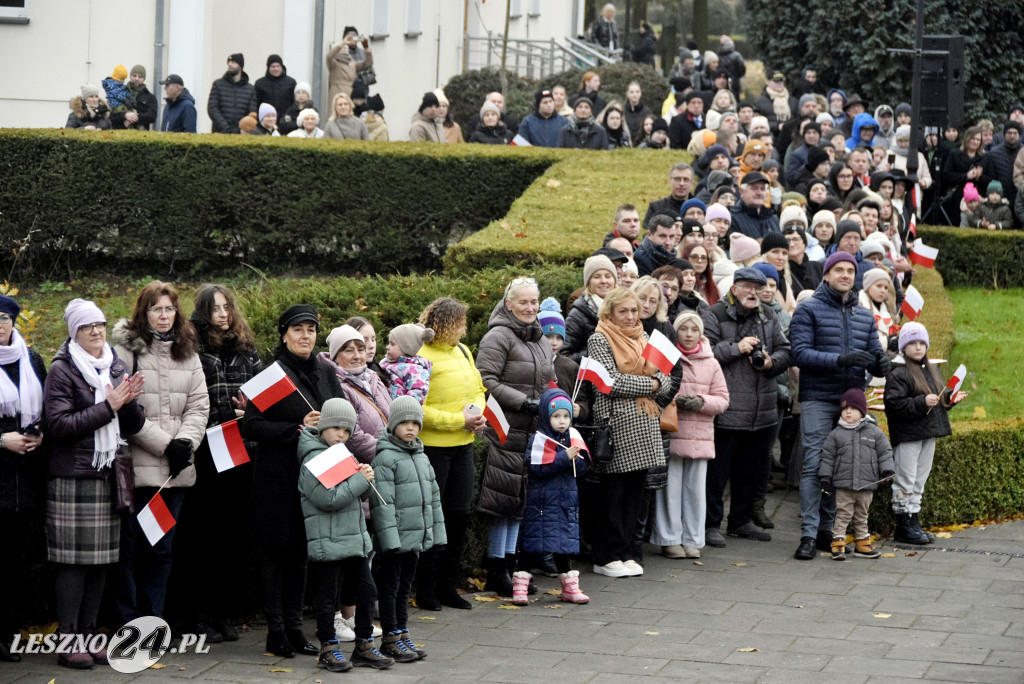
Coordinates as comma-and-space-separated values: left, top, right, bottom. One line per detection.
884, 323, 957, 546
297, 398, 393, 672
369, 396, 446, 663
518, 389, 591, 605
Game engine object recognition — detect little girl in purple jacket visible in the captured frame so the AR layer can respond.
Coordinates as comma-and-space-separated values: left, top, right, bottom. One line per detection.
380, 324, 434, 405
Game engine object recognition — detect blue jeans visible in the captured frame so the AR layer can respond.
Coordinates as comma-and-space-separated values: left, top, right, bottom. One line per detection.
799, 400, 840, 538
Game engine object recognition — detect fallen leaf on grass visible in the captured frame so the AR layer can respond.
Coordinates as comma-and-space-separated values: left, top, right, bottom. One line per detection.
904, 551, 918, 557
737, 647, 758, 652
473, 595, 500, 601
973, 406, 987, 419
692, 561, 703, 566
499, 604, 522, 610
546, 179, 562, 188
514, 232, 528, 238
881, 553, 896, 558
935, 532, 953, 538
732, 562, 747, 567
545, 589, 561, 595
418, 616, 436, 620
644, 631, 660, 635
269, 667, 292, 672
873, 613, 892, 619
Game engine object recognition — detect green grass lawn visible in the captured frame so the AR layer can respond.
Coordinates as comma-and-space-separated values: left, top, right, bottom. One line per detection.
948, 288, 1024, 424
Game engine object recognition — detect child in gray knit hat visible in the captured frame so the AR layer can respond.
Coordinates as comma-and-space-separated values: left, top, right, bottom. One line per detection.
380, 324, 435, 405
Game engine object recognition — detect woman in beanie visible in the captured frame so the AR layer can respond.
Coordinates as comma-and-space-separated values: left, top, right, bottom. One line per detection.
110, 283, 209, 624
558, 97, 609, 150
324, 93, 369, 140
468, 100, 513, 144
279, 81, 315, 135
66, 84, 112, 130
249, 103, 280, 136
0, 295, 47, 662
44, 299, 145, 668
287, 108, 324, 139
413, 298, 486, 611
241, 304, 342, 658
175, 285, 262, 643
476, 277, 553, 594
562, 255, 617, 363
434, 90, 464, 144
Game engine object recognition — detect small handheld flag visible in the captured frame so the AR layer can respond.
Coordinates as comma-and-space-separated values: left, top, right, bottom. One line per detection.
908, 239, 938, 268
240, 362, 299, 411
946, 364, 967, 393
206, 419, 250, 473
528, 434, 560, 465
305, 443, 361, 489
138, 491, 176, 546
509, 134, 532, 146
641, 329, 681, 375
484, 394, 510, 445
900, 285, 924, 321
577, 357, 613, 395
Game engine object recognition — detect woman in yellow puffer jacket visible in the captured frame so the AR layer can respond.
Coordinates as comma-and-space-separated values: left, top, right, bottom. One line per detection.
412, 298, 486, 612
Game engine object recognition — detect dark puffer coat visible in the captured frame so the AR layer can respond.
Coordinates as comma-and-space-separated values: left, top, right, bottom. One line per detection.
0, 349, 47, 511
819, 416, 894, 491
208, 70, 258, 134
883, 356, 953, 447
254, 65, 297, 119
790, 281, 887, 402
65, 97, 111, 129
520, 388, 590, 556
702, 296, 791, 431
475, 302, 553, 518
561, 294, 600, 364
468, 122, 513, 145
557, 118, 609, 150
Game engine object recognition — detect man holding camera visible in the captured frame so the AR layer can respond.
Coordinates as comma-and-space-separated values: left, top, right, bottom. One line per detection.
789, 252, 891, 560
702, 267, 791, 548
326, 26, 373, 106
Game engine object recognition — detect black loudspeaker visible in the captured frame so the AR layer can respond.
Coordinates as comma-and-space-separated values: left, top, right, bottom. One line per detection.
919, 35, 964, 129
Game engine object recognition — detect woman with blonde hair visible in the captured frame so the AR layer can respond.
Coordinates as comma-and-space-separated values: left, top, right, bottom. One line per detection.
324, 92, 369, 140
434, 89, 463, 144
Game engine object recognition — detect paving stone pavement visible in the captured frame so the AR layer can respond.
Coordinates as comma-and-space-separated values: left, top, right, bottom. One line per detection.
2, 490, 1022, 683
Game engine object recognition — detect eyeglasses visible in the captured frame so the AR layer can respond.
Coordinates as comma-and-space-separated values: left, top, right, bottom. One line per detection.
0, 314, 12, 325
148, 306, 177, 316
80, 322, 107, 333
689, 254, 709, 262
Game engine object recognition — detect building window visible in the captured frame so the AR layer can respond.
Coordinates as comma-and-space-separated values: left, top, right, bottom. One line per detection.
510, 0, 521, 19
370, 0, 389, 39
0, 0, 29, 24
529, 0, 541, 17
405, 0, 422, 37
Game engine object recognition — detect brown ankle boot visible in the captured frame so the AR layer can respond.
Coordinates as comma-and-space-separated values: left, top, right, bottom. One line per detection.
854, 537, 881, 558
830, 537, 847, 561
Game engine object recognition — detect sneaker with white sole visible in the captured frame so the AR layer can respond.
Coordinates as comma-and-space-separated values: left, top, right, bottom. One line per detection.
622, 559, 644, 576
334, 614, 355, 642
593, 560, 630, 577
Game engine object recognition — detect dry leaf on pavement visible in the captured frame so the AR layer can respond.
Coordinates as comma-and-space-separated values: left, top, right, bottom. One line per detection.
737, 647, 758, 652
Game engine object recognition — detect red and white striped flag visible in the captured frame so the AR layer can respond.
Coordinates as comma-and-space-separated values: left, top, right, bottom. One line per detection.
577, 357, 613, 394
305, 443, 361, 489
568, 427, 589, 456
484, 394, 510, 445
900, 285, 924, 321
908, 187, 918, 238
239, 362, 297, 412
529, 434, 560, 465
138, 491, 176, 546
908, 239, 938, 268
641, 329, 681, 375
509, 134, 532, 146
206, 419, 250, 473
946, 364, 967, 393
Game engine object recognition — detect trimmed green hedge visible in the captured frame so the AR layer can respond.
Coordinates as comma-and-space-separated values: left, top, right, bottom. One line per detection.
919, 225, 1024, 289
0, 130, 555, 279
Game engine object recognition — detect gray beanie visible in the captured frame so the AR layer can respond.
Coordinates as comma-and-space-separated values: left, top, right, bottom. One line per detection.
390, 323, 435, 357
388, 396, 423, 432
81, 83, 101, 99
583, 255, 616, 289
319, 398, 357, 433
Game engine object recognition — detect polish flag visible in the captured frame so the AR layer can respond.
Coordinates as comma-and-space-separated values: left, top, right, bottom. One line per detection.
568, 427, 589, 456
206, 419, 250, 473
641, 329, 682, 375
900, 285, 924, 321
484, 394, 510, 445
239, 362, 297, 412
577, 357, 613, 394
908, 189, 918, 237
946, 364, 967, 393
529, 434, 560, 465
908, 239, 938, 268
138, 492, 176, 546
305, 443, 361, 489
509, 134, 532, 146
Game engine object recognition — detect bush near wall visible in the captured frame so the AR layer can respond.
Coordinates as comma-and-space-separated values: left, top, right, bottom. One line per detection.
918, 225, 1024, 289
0, 130, 555, 280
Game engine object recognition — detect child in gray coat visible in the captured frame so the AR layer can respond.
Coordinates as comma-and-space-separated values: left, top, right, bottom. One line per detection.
819, 389, 895, 560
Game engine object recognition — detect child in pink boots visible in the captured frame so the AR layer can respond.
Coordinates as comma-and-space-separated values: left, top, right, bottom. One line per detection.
516, 389, 591, 605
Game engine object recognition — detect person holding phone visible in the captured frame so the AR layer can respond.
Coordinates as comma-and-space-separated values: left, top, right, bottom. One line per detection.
326, 26, 373, 107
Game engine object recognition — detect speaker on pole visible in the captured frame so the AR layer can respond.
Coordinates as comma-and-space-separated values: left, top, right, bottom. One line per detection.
919, 35, 964, 129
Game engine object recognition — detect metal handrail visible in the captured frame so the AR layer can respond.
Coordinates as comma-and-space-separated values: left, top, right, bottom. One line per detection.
462, 34, 599, 77
564, 36, 622, 65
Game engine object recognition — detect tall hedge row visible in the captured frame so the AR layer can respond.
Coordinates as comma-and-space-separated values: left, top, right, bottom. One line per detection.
918, 225, 1024, 289
0, 130, 555, 279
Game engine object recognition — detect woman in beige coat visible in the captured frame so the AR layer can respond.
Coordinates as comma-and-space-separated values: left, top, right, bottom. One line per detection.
326, 30, 373, 105
110, 281, 209, 622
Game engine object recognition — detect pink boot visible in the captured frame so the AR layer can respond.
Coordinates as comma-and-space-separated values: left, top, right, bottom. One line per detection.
559, 570, 590, 604
511, 571, 532, 605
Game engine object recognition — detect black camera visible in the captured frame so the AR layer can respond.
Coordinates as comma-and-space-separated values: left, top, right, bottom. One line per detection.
749, 341, 767, 370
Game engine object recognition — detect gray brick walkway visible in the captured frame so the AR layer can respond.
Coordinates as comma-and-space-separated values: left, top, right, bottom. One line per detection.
2, 490, 1021, 683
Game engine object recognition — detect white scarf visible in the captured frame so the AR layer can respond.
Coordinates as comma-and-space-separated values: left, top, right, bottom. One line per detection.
0, 329, 42, 429
67, 340, 124, 470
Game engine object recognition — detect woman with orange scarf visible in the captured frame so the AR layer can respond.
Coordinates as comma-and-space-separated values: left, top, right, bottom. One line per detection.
586, 289, 676, 579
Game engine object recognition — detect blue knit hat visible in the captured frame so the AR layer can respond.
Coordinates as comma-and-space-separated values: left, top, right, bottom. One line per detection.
680, 197, 708, 216
752, 262, 779, 284
538, 297, 566, 339
0, 295, 19, 320
547, 394, 573, 417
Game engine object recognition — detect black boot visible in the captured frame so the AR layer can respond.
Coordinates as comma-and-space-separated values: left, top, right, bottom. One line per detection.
286, 629, 319, 656
435, 512, 471, 609
751, 494, 775, 529
910, 513, 935, 542
484, 556, 514, 597
266, 629, 296, 658
894, 513, 930, 545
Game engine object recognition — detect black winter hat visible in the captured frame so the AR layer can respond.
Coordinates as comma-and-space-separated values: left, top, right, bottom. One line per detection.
228, 53, 244, 68
277, 304, 319, 335
760, 230, 789, 255
895, 102, 912, 117
535, 89, 553, 110
350, 79, 369, 100
266, 54, 283, 67
834, 220, 862, 244
681, 219, 703, 237
366, 94, 385, 112
343, 26, 358, 37
651, 117, 669, 134
806, 145, 831, 171
1003, 121, 1022, 136
418, 91, 440, 113
840, 388, 868, 417
802, 121, 821, 137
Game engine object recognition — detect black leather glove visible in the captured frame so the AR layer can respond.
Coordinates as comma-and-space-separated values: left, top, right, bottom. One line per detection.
881, 470, 895, 480
165, 438, 192, 478
521, 398, 540, 414
874, 352, 892, 377
838, 350, 874, 368
887, 334, 900, 353
819, 478, 833, 498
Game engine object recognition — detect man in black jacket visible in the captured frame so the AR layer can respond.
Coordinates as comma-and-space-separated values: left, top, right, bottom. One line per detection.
208, 53, 257, 134
668, 92, 704, 150
255, 54, 297, 119
644, 163, 694, 226
727, 172, 779, 240
112, 65, 158, 130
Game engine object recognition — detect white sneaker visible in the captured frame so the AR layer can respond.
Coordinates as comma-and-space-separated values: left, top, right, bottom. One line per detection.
593, 560, 631, 578
334, 614, 355, 642
371, 623, 382, 638
622, 560, 644, 576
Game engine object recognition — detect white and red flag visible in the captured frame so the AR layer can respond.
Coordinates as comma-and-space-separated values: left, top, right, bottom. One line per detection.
576, 357, 613, 394
484, 394, 510, 445
206, 419, 250, 473
908, 239, 938, 268
946, 364, 967, 393
509, 134, 532, 146
568, 427, 589, 456
900, 285, 924, 321
239, 362, 297, 411
528, 434, 561, 465
138, 492, 176, 546
642, 329, 682, 375
305, 443, 361, 489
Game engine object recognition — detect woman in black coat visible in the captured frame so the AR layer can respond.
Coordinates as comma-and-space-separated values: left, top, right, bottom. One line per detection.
941, 125, 992, 224
241, 304, 341, 658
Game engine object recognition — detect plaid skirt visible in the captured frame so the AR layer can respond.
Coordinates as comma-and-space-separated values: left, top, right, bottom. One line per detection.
46, 476, 120, 565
